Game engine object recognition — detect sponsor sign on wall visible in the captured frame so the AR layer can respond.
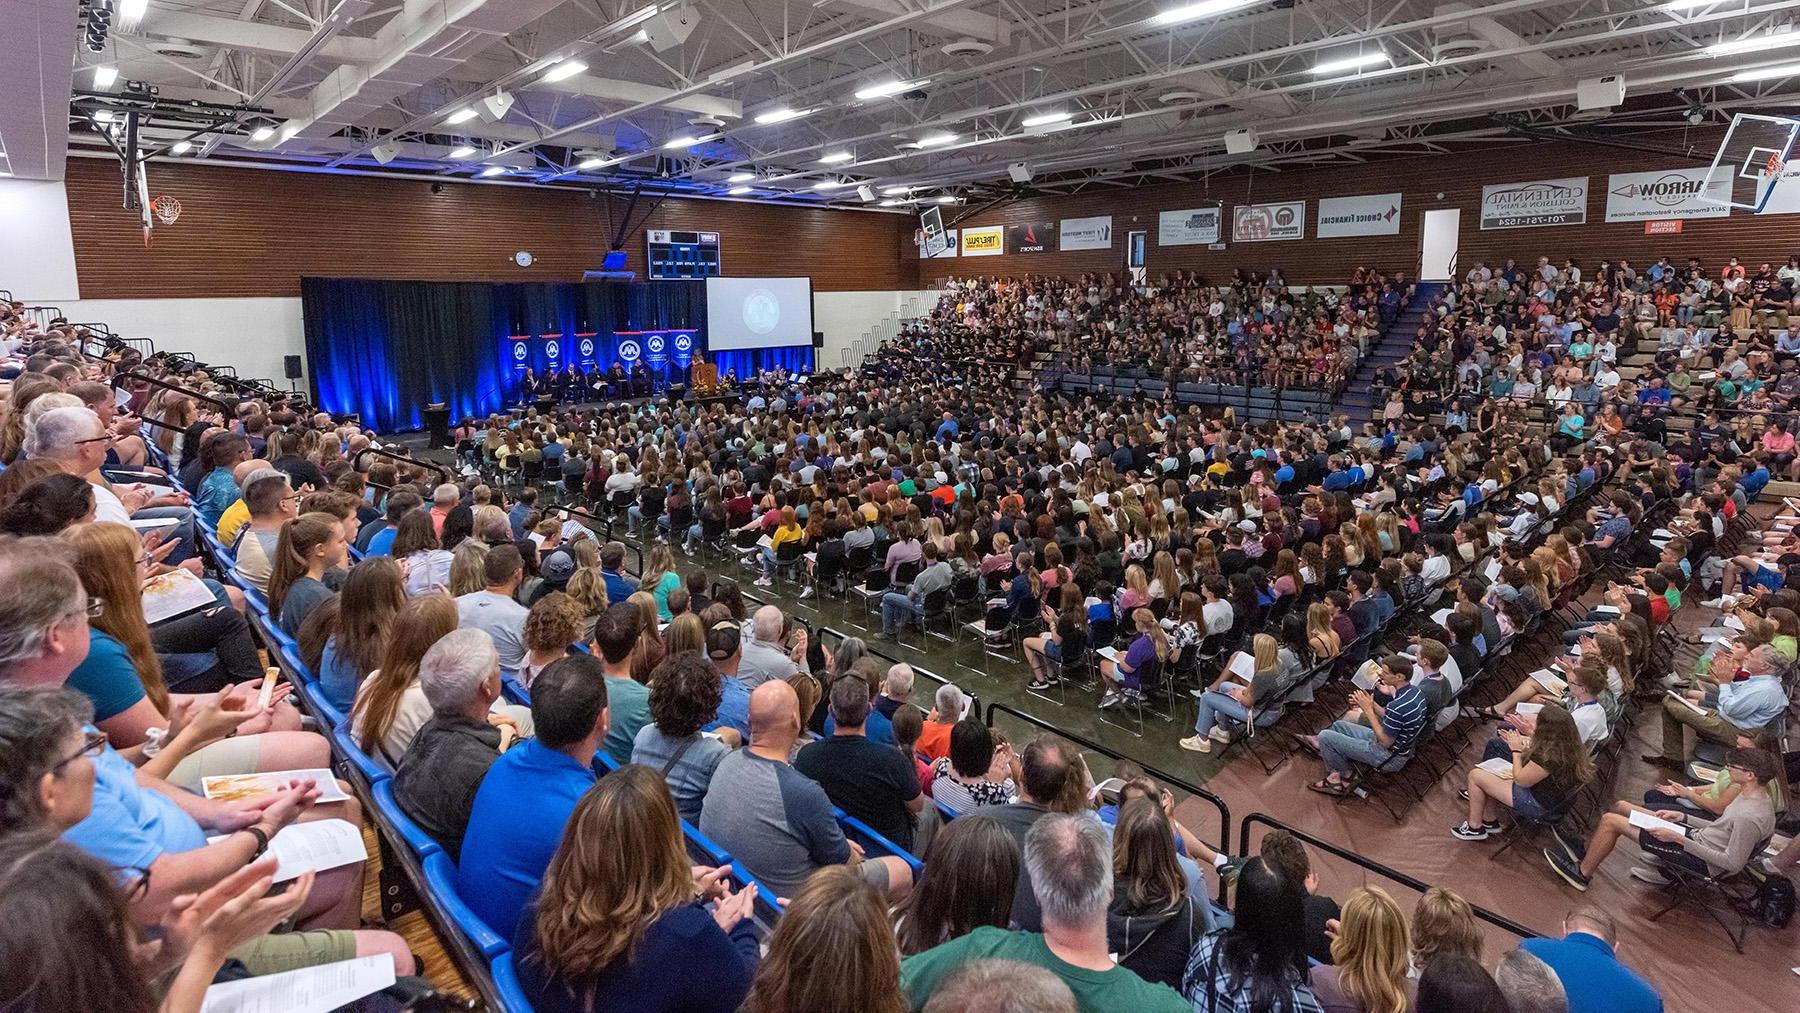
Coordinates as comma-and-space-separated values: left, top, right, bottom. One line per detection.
1231, 201, 1306, 242
1059, 215, 1114, 250
1479, 176, 1588, 229
1157, 207, 1222, 246
1754, 161, 1800, 216
1006, 221, 1059, 253
1316, 193, 1403, 238
919, 228, 958, 258
960, 225, 1005, 257
1603, 167, 1731, 222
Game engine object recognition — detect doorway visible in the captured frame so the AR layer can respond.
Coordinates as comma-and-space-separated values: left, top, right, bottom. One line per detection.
1125, 229, 1147, 286
1420, 209, 1460, 281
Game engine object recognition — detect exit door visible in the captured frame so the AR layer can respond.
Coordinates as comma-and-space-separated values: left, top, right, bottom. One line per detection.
1126, 229, 1147, 286
1420, 209, 1460, 281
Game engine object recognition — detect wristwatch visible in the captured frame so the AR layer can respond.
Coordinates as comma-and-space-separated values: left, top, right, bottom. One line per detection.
243, 825, 271, 859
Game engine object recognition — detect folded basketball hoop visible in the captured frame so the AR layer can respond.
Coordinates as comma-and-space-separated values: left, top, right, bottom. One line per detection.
150, 196, 182, 224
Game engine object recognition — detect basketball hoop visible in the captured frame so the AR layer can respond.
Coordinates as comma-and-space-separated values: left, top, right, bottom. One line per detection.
150, 196, 183, 224
1765, 152, 1787, 178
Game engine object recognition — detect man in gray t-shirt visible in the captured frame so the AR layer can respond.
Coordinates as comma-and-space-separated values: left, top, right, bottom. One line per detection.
455, 545, 530, 669
737, 605, 800, 688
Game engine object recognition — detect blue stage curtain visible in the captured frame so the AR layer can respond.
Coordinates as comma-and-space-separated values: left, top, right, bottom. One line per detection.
711, 346, 814, 379
303, 278, 708, 431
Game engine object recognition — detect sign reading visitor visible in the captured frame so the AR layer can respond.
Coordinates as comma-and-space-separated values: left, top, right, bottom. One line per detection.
1603, 167, 1731, 222
1157, 207, 1221, 246
1231, 201, 1305, 242
1006, 221, 1058, 253
1479, 176, 1588, 229
1058, 216, 1113, 251
960, 225, 1005, 257
1316, 193, 1403, 238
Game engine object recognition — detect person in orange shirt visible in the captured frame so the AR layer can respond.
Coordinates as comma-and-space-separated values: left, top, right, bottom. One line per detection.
915, 683, 968, 763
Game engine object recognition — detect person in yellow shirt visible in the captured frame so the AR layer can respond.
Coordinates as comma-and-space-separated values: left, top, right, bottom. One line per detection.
213, 459, 267, 545
756, 505, 804, 587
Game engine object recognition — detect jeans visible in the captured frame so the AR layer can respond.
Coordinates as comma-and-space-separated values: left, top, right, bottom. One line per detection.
626, 504, 644, 534
687, 521, 703, 548
1319, 719, 1396, 777
134, 505, 196, 565
1193, 691, 1250, 736
881, 591, 923, 634
151, 591, 264, 691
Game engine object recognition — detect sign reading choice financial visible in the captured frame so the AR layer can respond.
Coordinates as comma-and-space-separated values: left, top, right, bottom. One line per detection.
1006, 221, 1058, 253
1232, 201, 1305, 242
960, 225, 1005, 257
1604, 167, 1731, 222
1059, 216, 1113, 251
1158, 207, 1221, 246
1316, 193, 1403, 238
1480, 176, 1588, 229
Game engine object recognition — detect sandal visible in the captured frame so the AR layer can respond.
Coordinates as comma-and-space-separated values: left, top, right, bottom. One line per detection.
1307, 778, 1351, 797
1294, 736, 1323, 758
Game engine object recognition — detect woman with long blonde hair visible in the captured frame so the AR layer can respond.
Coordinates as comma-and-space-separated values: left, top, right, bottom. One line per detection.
1098, 607, 1169, 709
1306, 602, 1341, 660
517, 765, 758, 1013
448, 539, 489, 596
1180, 633, 1281, 754
746, 866, 903, 1013
1309, 886, 1413, 1013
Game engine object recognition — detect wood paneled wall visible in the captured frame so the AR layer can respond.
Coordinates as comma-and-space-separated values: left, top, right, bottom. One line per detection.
917, 134, 1797, 285
65, 157, 920, 299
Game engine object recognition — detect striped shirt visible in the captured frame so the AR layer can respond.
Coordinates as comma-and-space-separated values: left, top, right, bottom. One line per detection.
1380, 683, 1428, 754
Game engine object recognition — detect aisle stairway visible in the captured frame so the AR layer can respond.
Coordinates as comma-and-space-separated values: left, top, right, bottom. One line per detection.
1337, 281, 1446, 424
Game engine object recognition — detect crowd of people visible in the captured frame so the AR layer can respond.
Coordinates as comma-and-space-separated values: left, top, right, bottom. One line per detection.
2, 243, 1796, 1013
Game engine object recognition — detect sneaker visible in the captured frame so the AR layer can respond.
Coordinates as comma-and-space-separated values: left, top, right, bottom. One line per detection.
799, 586, 815, 598
1026, 677, 1055, 691
1450, 821, 1490, 841
1629, 865, 1672, 885
754, 577, 773, 587
1098, 692, 1122, 710
1188, 686, 1206, 698
1544, 847, 1590, 891
1550, 825, 1585, 864
1457, 788, 1470, 802
1179, 734, 1213, 753
1208, 726, 1233, 743
1218, 856, 1250, 883
1482, 819, 1502, 833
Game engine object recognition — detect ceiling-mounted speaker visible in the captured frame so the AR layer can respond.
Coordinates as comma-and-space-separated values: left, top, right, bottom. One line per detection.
478, 90, 515, 122
642, 6, 699, 51
1224, 127, 1259, 154
1008, 161, 1033, 183
370, 142, 401, 164
857, 184, 876, 202
1575, 74, 1625, 111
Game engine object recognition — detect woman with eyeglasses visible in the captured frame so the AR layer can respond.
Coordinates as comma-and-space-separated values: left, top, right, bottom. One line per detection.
63, 522, 322, 790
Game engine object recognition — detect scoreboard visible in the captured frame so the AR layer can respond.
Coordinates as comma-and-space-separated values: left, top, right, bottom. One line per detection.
646, 229, 722, 279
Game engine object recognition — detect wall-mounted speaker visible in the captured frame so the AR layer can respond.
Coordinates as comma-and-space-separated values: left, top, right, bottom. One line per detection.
283, 354, 303, 379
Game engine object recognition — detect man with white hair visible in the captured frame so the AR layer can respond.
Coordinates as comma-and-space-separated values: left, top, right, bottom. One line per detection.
916, 683, 967, 762
28, 405, 197, 561
877, 662, 915, 726
738, 604, 803, 687
429, 482, 460, 535
901, 814, 1188, 1011
391, 628, 516, 861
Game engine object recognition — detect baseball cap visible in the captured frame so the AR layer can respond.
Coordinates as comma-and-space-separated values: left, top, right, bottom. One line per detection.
539, 548, 576, 584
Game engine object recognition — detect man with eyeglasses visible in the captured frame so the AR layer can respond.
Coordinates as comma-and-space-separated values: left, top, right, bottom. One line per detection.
25, 405, 198, 565
228, 469, 301, 594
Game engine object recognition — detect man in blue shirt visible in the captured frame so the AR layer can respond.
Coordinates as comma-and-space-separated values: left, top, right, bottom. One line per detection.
600, 541, 639, 604
1520, 908, 1662, 1013
934, 411, 959, 444
457, 655, 607, 941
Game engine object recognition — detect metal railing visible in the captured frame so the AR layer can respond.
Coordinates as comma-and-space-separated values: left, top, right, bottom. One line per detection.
814, 625, 980, 720
350, 446, 452, 486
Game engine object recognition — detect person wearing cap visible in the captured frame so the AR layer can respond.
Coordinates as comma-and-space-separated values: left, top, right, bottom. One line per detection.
704, 618, 753, 741
527, 546, 577, 605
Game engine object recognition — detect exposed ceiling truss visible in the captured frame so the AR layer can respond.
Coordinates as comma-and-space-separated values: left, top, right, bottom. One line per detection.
23, 0, 1800, 211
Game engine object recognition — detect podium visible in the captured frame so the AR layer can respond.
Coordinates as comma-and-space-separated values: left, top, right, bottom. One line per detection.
692, 361, 719, 394
422, 403, 452, 448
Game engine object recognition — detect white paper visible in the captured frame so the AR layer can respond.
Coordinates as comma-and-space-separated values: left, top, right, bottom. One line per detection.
1666, 691, 1708, 717
1483, 559, 1502, 581
1227, 652, 1256, 680
1515, 702, 1544, 716
1431, 607, 1454, 627
1529, 669, 1567, 694
202, 770, 350, 805
1722, 615, 1746, 631
1096, 646, 1120, 662
1477, 757, 1514, 778
1351, 659, 1381, 692
256, 669, 278, 710
1628, 810, 1687, 836
1698, 629, 1735, 645
264, 819, 366, 882
129, 517, 182, 532
1592, 604, 1622, 615
201, 954, 395, 1013
141, 568, 220, 624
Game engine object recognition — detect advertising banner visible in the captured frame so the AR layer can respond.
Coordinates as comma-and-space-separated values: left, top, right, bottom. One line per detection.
1231, 201, 1306, 242
960, 225, 1005, 257
1317, 193, 1403, 237
1006, 221, 1058, 253
1158, 207, 1221, 246
1480, 176, 1588, 229
1059, 215, 1114, 250
1604, 167, 1731, 222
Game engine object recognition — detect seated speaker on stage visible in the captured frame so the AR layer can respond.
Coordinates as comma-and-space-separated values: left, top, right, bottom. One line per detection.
606, 361, 628, 398
630, 360, 651, 397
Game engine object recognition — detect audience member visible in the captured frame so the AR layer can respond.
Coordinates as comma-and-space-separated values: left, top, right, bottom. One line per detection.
391, 628, 513, 860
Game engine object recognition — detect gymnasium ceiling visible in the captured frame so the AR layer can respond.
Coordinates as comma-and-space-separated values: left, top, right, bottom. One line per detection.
18, 0, 1800, 209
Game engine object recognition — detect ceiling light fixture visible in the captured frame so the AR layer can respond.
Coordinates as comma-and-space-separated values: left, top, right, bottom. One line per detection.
445, 107, 479, 124
1150, 0, 1258, 28
1022, 110, 1072, 127
118, 0, 148, 30
727, 171, 756, 182
1731, 60, 1800, 82
728, 185, 754, 194
937, 194, 956, 203
170, 140, 192, 154
1662, 0, 1715, 9
250, 125, 275, 140
879, 198, 901, 207
94, 110, 115, 123
854, 79, 925, 100
578, 156, 606, 169
93, 65, 118, 89
917, 132, 957, 147
881, 184, 911, 195
479, 166, 507, 177
819, 150, 854, 163
449, 144, 477, 159
1707, 28, 1800, 57
813, 179, 848, 190
1311, 51, 1390, 75
663, 133, 714, 149
540, 59, 588, 83
754, 107, 809, 125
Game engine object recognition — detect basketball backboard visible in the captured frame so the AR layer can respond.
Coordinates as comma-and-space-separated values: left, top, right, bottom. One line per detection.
1703, 112, 1800, 212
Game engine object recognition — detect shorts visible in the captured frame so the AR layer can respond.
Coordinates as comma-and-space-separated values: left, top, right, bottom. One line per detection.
232, 929, 359, 975
1042, 639, 1062, 662
165, 735, 265, 792
1748, 565, 1785, 592
859, 855, 892, 895
1637, 829, 1710, 876
1510, 785, 1548, 820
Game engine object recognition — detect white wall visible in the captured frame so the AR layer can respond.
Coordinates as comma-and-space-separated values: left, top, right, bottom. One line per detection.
814, 290, 938, 370
0, 178, 81, 302
56, 296, 308, 387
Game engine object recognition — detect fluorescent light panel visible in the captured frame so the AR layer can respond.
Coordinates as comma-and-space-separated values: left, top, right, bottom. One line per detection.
819, 150, 854, 163
813, 180, 847, 190
170, 140, 191, 154
728, 185, 754, 194
1731, 60, 1800, 82
917, 132, 957, 147
1022, 110, 1072, 127
1150, 0, 1257, 28
445, 108, 479, 124
250, 125, 275, 140
479, 166, 507, 177
448, 144, 477, 159
541, 59, 588, 83
855, 79, 925, 100
663, 133, 716, 149
727, 171, 756, 182
93, 65, 118, 88
1312, 51, 1390, 75
1708, 29, 1800, 57
754, 107, 809, 125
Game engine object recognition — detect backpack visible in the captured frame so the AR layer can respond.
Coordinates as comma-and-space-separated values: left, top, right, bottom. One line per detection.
1754, 873, 1794, 928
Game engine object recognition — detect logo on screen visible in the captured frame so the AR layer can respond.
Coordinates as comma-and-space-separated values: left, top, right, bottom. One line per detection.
674, 333, 693, 352
619, 339, 641, 362
648, 334, 666, 353
513, 342, 528, 361
744, 289, 781, 335
545, 340, 560, 360
579, 339, 595, 359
